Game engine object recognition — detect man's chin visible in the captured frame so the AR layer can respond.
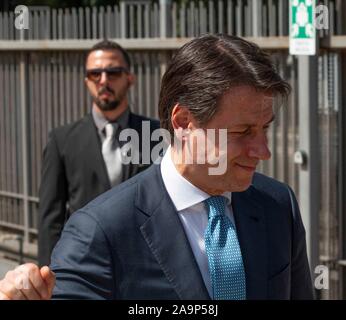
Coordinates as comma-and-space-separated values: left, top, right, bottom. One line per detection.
95, 99, 120, 111
230, 179, 253, 192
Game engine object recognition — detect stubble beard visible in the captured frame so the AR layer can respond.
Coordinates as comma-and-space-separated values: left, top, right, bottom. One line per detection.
93, 96, 120, 111
93, 85, 128, 111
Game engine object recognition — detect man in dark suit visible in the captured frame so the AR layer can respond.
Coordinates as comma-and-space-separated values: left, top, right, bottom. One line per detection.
38, 39, 159, 266
0, 34, 313, 300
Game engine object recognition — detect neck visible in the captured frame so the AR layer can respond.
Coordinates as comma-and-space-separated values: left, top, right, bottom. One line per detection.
93, 99, 128, 122
170, 146, 224, 196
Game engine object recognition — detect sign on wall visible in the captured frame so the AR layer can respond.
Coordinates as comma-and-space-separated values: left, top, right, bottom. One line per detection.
289, 0, 316, 56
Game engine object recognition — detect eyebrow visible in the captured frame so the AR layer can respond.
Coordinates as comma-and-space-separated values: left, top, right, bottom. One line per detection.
264, 114, 276, 126
231, 115, 276, 128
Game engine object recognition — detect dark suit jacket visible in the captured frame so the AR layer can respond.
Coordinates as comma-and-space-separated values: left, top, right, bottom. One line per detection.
50, 164, 314, 300
38, 112, 160, 266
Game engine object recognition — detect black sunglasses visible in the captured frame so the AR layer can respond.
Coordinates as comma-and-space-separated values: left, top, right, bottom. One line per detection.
86, 66, 129, 82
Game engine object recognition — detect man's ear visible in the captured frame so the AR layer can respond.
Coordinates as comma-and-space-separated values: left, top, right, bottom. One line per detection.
127, 73, 136, 87
171, 104, 197, 130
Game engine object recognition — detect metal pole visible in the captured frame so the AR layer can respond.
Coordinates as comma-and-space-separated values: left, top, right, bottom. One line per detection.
252, 0, 262, 37
339, 51, 346, 299
120, 1, 126, 39
19, 28, 30, 253
159, 0, 172, 85
18, 235, 24, 264
297, 55, 320, 277
160, 0, 172, 38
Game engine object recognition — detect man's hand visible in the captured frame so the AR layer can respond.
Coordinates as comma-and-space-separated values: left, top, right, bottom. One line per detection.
0, 263, 55, 300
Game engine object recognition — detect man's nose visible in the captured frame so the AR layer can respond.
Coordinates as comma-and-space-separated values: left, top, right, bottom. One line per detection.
99, 72, 108, 85
247, 133, 271, 160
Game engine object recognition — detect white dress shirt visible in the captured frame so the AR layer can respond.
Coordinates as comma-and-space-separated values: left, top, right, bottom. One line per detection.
160, 145, 237, 298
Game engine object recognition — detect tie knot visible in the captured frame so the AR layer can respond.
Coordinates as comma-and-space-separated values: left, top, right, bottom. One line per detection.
204, 196, 226, 218
104, 122, 118, 138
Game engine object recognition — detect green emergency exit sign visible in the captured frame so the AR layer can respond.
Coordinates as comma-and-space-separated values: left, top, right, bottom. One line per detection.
289, 0, 316, 55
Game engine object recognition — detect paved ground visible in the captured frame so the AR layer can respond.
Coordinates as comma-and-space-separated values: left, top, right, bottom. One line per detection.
0, 258, 18, 279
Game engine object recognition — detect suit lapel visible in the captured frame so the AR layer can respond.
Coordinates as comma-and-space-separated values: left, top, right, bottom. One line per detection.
82, 114, 110, 189
232, 186, 268, 299
136, 165, 210, 300
134, 164, 269, 300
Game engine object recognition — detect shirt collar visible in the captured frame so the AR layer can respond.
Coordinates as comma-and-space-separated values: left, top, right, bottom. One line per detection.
92, 106, 130, 135
160, 145, 232, 211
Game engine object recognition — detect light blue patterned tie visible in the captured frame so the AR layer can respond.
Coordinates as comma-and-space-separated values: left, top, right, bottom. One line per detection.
204, 196, 246, 300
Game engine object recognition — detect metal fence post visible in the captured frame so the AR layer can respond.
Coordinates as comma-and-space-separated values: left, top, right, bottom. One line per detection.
341, 52, 346, 299
159, 0, 172, 85
120, 1, 126, 38
297, 55, 320, 278
19, 29, 30, 253
252, 0, 262, 37
160, 0, 172, 38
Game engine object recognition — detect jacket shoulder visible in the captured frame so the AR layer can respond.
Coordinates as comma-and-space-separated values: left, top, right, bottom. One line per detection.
51, 114, 92, 141
130, 113, 160, 130
251, 172, 295, 205
252, 172, 288, 190
80, 165, 154, 224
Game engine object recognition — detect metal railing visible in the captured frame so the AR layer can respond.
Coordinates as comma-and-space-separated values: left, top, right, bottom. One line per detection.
0, 0, 345, 299
0, 0, 345, 40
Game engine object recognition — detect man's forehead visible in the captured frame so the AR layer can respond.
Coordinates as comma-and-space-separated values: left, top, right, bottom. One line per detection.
223, 86, 273, 103
86, 49, 125, 67
220, 86, 274, 114
231, 100, 274, 124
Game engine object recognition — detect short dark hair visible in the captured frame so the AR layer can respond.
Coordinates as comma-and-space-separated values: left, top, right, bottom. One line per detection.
86, 39, 131, 68
158, 34, 291, 138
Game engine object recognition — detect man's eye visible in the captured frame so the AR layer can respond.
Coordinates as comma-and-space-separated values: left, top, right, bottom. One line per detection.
230, 128, 250, 135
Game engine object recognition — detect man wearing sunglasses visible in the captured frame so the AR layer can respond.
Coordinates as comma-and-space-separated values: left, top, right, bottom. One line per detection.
37, 40, 160, 267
